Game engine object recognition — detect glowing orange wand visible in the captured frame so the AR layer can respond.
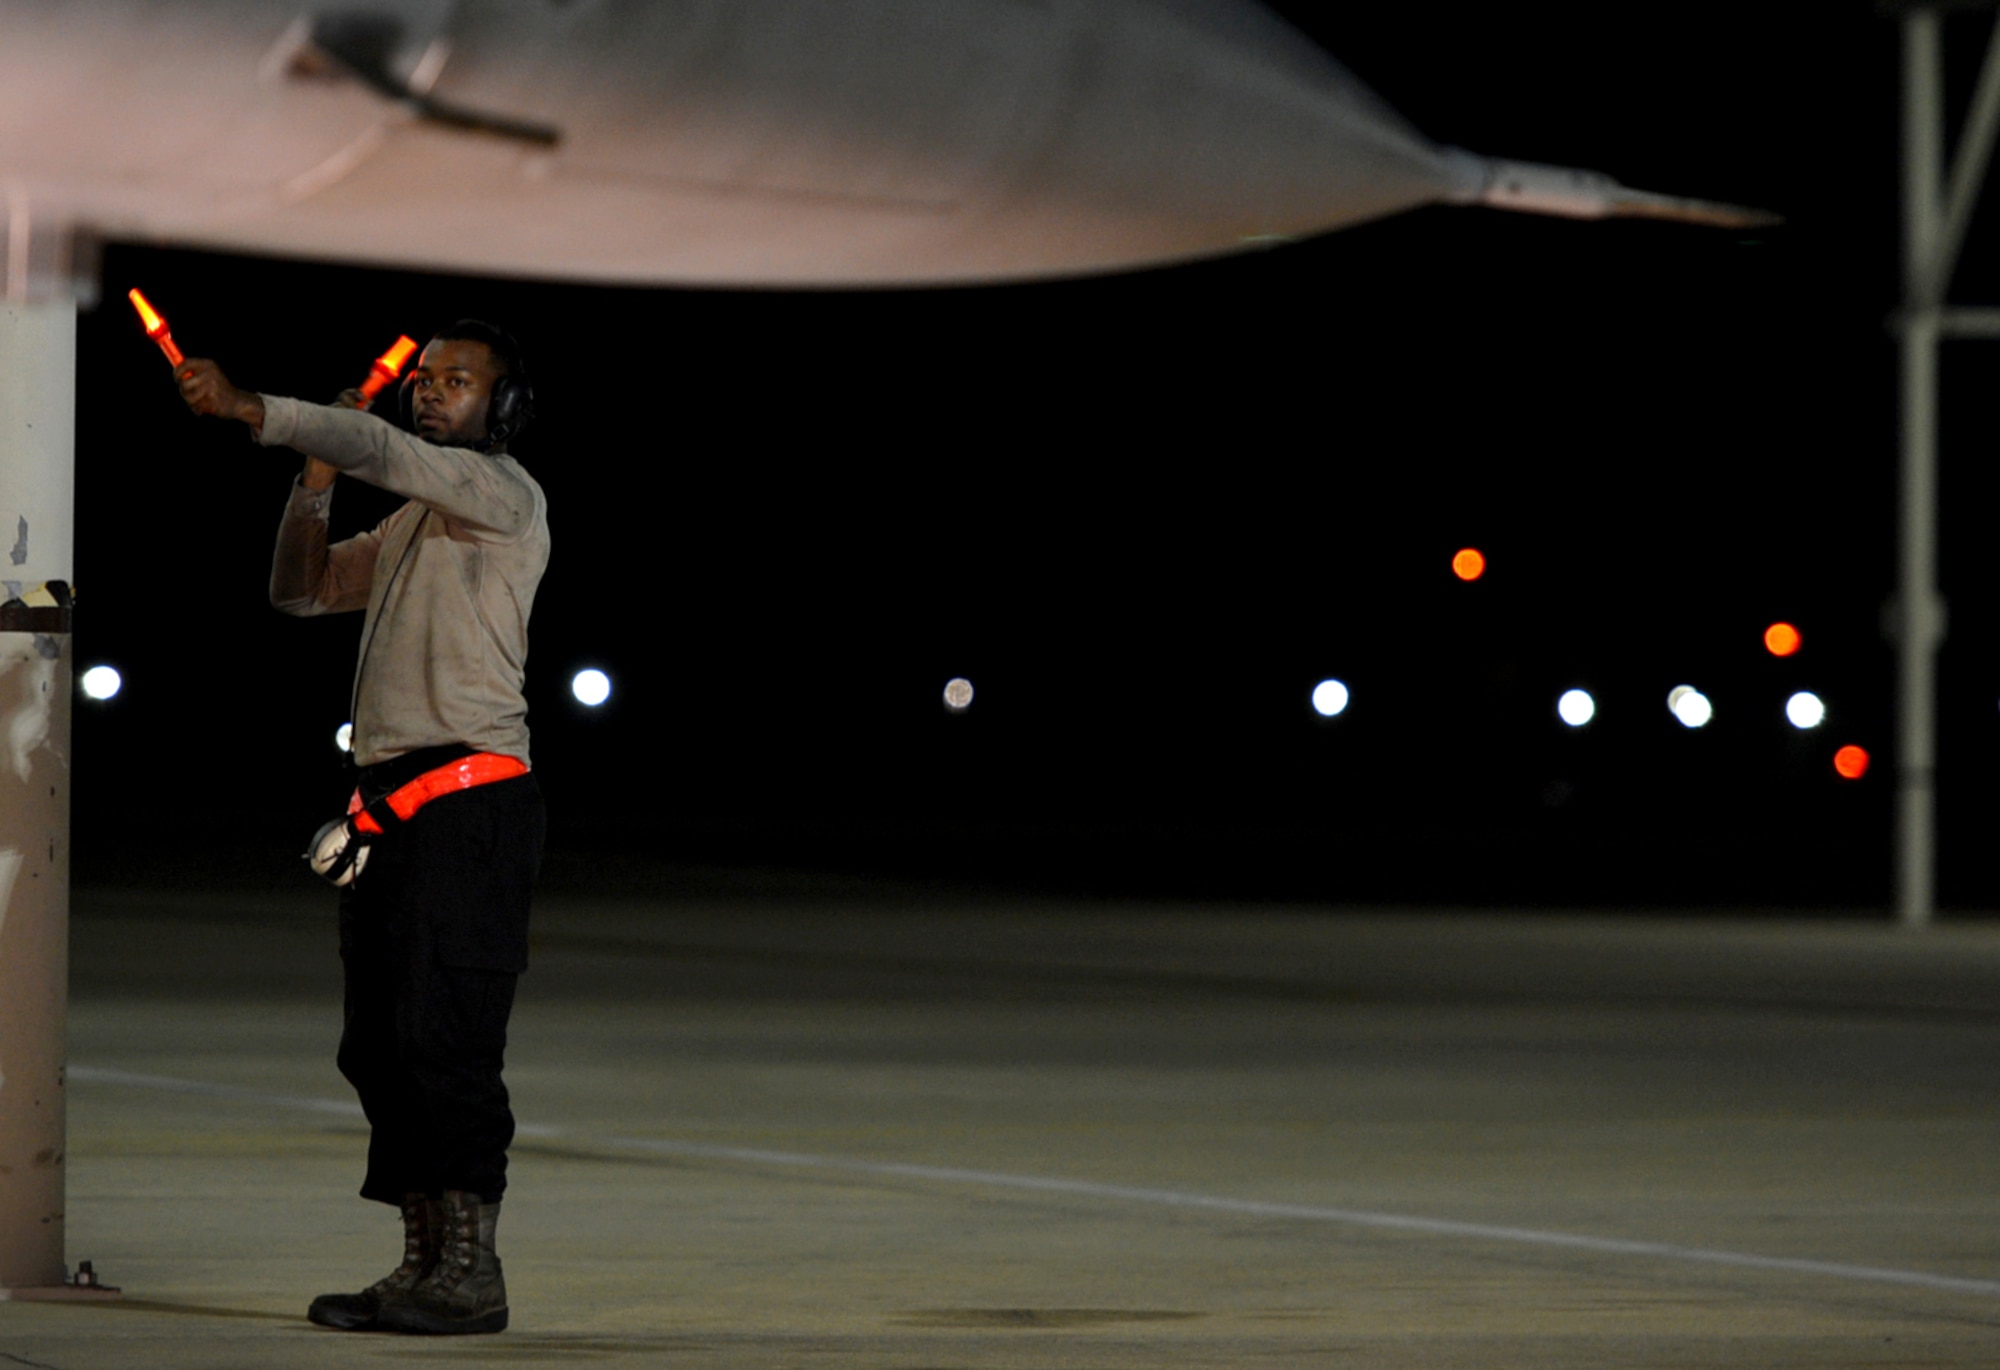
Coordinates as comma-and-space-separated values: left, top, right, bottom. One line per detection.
358, 335, 420, 403
127, 288, 183, 367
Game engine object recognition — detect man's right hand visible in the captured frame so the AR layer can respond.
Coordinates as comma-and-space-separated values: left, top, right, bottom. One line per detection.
176, 358, 266, 435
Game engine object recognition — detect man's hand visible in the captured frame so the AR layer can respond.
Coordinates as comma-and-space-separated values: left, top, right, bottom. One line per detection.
176, 358, 265, 435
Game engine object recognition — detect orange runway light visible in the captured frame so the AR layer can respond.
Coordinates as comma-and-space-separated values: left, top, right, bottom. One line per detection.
1764, 622, 1802, 657
358, 335, 420, 402
127, 288, 183, 367
1833, 745, 1870, 780
1451, 548, 1486, 582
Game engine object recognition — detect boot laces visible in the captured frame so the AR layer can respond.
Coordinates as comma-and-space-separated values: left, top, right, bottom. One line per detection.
368, 1196, 436, 1294
431, 1204, 480, 1293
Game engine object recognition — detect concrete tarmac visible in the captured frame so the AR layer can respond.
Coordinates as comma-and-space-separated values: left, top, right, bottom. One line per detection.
4, 878, 1999, 1366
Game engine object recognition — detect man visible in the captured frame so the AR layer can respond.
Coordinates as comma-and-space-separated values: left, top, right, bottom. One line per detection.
176, 322, 550, 1336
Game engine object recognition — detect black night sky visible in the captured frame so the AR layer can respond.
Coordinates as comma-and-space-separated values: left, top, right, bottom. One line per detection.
63, 5, 2000, 910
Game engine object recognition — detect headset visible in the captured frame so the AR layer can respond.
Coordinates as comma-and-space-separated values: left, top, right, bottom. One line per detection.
397, 320, 536, 451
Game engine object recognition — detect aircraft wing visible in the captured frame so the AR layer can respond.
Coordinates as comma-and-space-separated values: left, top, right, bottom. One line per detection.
0, 0, 1771, 296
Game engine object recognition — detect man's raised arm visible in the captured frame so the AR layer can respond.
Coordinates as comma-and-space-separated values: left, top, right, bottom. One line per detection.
256, 396, 536, 540
270, 478, 379, 617
174, 358, 382, 615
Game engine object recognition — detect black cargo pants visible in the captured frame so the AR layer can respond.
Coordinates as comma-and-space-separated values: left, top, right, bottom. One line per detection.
335, 746, 545, 1205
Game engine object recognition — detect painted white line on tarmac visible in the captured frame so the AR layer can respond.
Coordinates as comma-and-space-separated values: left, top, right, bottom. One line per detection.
69, 1064, 2000, 1299
73, 1067, 366, 1117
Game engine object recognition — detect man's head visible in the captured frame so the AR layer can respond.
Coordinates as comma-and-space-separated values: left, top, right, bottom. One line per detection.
406, 320, 533, 451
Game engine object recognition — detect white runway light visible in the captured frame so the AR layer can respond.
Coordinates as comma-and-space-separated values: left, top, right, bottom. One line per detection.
1667, 685, 1713, 730
1785, 692, 1826, 730
1311, 679, 1350, 718
79, 665, 122, 700
943, 677, 974, 712
1557, 689, 1595, 727
334, 722, 354, 753
571, 669, 612, 707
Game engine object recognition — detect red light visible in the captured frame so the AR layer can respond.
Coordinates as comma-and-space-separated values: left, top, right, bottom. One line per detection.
1764, 622, 1802, 657
1452, 548, 1486, 582
1833, 745, 1870, 780
127, 288, 184, 367
378, 335, 420, 374
128, 288, 165, 334
358, 334, 421, 401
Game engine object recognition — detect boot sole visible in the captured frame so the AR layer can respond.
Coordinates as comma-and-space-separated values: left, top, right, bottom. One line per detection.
376, 1305, 508, 1335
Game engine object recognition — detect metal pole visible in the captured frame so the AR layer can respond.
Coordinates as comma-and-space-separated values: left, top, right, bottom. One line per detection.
1897, 313, 1942, 929
1897, 8, 1943, 928
0, 297, 76, 1290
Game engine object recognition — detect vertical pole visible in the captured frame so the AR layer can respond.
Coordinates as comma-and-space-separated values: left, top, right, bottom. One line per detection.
0, 297, 76, 1289
1897, 8, 1943, 928
1898, 315, 1941, 929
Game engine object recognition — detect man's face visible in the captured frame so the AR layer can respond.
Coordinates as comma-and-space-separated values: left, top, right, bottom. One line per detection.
409, 339, 502, 446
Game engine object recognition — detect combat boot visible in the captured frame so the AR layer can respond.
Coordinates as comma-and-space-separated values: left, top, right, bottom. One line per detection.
307, 1193, 441, 1331
377, 1189, 508, 1334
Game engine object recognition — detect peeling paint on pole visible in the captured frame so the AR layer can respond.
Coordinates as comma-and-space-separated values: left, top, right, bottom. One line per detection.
0, 298, 74, 1291
0, 635, 72, 1290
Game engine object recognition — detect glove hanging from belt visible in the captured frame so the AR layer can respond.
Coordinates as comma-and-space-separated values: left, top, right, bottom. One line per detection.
307, 752, 529, 886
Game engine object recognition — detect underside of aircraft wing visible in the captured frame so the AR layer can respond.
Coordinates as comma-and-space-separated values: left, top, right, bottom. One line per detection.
0, 0, 1773, 297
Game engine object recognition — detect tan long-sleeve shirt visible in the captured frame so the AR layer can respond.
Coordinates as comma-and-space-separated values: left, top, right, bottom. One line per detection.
263, 396, 550, 768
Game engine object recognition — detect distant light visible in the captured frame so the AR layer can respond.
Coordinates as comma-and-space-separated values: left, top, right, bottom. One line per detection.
1452, 548, 1486, 582
1784, 691, 1826, 730
1557, 688, 1596, 727
571, 669, 611, 707
79, 665, 122, 700
1764, 622, 1802, 657
334, 722, 353, 753
943, 677, 974, 712
1834, 745, 1871, 780
1667, 685, 1713, 729
1311, 679, 1350, 718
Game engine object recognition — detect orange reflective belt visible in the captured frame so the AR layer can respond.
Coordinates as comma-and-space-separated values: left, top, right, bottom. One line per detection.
347, 752, 530, 835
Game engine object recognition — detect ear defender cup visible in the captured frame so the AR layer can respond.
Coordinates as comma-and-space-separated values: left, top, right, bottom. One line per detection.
307, 817, 372, 887
482, 372, 536, 448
